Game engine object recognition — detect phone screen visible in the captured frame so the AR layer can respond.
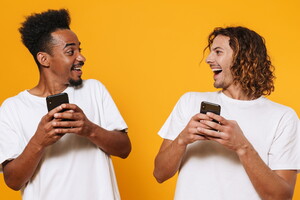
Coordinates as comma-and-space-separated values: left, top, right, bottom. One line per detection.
200, 101, 221, 115
200, 101, 221, 134
46, 93, 69, 112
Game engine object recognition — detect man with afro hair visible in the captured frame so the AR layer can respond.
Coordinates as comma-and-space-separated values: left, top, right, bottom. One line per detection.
0, 9, 131, 200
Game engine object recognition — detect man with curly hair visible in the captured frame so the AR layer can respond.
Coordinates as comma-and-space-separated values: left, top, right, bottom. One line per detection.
154, 26, 299, 199
0, 9, 131, 200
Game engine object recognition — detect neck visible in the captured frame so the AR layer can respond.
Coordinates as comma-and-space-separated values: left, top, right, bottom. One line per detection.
28, 73, 69, 97
222, 86, 256, 100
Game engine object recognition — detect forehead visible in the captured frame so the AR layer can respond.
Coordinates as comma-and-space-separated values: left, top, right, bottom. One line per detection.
211, 35, 231, 50
51, 29, 80, 48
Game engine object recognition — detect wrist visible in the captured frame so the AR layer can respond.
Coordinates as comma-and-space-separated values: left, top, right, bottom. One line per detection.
236, 142, 255, 158
86, 123, 101, 139
27, 138, 45, 154
176, 135, 188, 148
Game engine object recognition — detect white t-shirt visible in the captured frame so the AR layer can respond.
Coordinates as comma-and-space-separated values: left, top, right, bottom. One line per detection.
0, 79, 127, 200
158, 91, 300, 200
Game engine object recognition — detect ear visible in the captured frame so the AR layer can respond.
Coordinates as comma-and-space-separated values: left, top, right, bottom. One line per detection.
36, 52, 50, 67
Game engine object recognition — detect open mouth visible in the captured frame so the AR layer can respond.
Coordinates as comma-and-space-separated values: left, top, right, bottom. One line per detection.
71, 62, 84, 72
71, 66, 82, 71
212, 68, 222, 75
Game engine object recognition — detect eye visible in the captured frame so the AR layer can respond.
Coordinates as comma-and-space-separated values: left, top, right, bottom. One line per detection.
66, 50, 74, 56
216, 50, 222, 55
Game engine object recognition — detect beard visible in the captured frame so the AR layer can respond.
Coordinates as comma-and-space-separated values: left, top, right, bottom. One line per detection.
69, 78, 83, 87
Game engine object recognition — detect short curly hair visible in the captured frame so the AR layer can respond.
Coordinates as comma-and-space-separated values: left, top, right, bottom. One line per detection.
206, 26, 275, 98
19, 9, 71, 66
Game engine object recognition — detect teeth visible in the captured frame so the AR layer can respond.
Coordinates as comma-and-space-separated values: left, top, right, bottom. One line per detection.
212, 69, 222, 72
72, 67, 82, 71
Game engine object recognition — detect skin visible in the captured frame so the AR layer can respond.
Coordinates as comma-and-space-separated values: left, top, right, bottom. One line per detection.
153, 35, 297, 200
2, 29, 131, 190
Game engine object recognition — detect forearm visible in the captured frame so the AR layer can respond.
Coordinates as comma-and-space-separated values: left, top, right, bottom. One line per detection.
238, 144, 295, 200
87, 125, 131, 159
154, 138, 187, 183
3, 139, 45, 190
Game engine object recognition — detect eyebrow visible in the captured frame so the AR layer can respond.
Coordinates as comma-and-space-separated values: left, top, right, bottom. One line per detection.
212, 47, 223, 51
63, 42, 81, 49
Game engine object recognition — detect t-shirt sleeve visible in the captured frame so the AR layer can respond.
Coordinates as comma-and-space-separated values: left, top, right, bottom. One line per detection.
0, 102, 23, 172
158, 93, 191, 140
97, 81, 128, 132
268, 108, 300, 171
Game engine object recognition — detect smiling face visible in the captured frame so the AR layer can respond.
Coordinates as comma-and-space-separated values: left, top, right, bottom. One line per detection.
47, 29, 86, 86
206, 35, 235, 90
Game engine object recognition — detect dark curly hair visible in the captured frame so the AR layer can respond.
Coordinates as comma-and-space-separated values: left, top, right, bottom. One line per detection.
205, 26, 275, 98
19, 9, 71, 66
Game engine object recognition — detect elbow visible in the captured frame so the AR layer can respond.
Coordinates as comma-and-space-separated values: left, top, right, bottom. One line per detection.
275, 185, 295, 200
263, 188, 294, 200
279, 189, 294, 200
119, 141, 132, 159
154, 175, 165, 184
3, 167, 25, 191
4, 178, 23, 191
119, 148, 131, 159
153, 169, 167, 183
8, 184, 23, 191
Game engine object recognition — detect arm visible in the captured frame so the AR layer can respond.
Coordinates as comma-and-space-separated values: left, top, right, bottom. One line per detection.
197, 112, 297, 200
239, 146, 296, 200
52, 104, 131, 158
2, 106, 65, 190
154, 113, 211, 183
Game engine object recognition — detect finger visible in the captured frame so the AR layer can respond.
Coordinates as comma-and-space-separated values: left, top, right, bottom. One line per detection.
188, 127, 209, 140
54, 111, 81, 121
206, 112, 228, 125
201, 120, 223, 132
195, 134, 209, 140
61, 104, 82, 112
52, 121, 81, 128
44, 105, 65, 121
196, 126, 222, 138
198, 120, 212, 129
54, 127, 81, 134
192, 113, 212, 121
45, 129, 64, 140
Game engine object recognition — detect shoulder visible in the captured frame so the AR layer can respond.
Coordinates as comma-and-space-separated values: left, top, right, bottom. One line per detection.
82, 79, 105, 88
263, 98, 299, 120
79, 79, 108, 93
0, 91, 28, 117
263, 98, 296, 113
178, 91, 219, 103
1, 91, 27, 108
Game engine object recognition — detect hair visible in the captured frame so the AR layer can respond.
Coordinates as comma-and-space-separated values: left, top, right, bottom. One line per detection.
19, 9, 71, 66
205, 26, 275, 98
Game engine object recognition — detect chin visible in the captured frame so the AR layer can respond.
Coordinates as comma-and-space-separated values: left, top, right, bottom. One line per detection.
69, 78, 83, 87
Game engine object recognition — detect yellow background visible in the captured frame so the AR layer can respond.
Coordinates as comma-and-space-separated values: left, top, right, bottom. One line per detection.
0, 0, 299, 199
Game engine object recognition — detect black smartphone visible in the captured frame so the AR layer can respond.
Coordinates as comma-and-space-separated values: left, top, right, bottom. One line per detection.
200, 101, 221, 135
46, 93, 69, 112
200, 101, 221, 116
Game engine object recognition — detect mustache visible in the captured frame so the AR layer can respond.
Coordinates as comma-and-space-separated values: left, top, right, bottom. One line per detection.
72, 61, 84, 68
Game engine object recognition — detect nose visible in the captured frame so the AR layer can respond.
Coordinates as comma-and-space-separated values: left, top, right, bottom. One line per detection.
205, 52, 214, 64
76, 52, 86, 62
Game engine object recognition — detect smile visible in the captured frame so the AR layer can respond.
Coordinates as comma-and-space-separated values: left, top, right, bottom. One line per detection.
71, 61, 84, 71
72, 66, 82, 71
212, 68, 222, 75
